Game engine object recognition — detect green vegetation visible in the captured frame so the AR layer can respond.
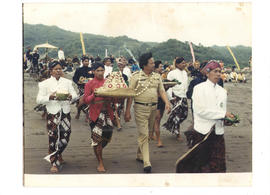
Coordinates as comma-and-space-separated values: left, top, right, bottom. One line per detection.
24, 23, 251, 68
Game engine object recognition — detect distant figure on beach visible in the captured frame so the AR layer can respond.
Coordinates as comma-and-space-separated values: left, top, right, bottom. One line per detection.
149, 60, 166, 147
163, 57, 188, 141
72, 56, 94, 121
103, 57, 112, 78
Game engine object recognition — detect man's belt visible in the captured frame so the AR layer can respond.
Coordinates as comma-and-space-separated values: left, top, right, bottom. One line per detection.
135, 102, 157, 106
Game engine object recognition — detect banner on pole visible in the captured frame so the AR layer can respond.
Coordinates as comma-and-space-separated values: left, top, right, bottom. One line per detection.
226, 46, 240, 70
80, 32, 86, 55
189, 42, 195, 64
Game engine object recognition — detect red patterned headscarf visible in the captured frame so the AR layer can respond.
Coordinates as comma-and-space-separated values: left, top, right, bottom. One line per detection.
202, 60, 221, 73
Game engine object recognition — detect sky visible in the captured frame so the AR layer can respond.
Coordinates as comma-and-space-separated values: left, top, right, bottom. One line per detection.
23, 2, 252, 47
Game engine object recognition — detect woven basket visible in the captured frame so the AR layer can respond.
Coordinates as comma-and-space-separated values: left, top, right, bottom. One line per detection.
95, 88, 136, 97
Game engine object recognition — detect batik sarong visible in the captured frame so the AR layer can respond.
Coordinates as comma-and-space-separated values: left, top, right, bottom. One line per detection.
112, 99, 125, 118
162, 95, 188, 135
76, 86, 89, 114
89, 110, 113, 148
46, 112, 71, 166
176, 127, 226, 173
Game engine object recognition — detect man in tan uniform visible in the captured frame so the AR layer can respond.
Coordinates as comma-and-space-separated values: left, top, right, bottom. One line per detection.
124, 52, 171, 173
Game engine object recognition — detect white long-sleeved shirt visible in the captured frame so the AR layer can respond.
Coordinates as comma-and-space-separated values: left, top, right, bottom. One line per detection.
58, 50, 65, 60
166, 68, 188, 99
123, 66, 131, 79
104, 65, 113, 78
192, 79, 227, 135
36, 76, 78, 114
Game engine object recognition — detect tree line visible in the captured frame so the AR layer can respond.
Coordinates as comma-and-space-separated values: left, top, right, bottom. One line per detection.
24, 23, 251, 68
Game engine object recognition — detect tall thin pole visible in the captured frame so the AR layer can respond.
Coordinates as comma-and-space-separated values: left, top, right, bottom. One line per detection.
80, 32, 86, 55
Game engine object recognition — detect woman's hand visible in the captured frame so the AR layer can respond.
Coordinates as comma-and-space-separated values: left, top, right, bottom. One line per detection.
49, 92, 56, 100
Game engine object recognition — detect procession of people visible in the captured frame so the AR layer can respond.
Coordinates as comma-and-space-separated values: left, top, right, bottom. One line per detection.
30, 46, 247, 174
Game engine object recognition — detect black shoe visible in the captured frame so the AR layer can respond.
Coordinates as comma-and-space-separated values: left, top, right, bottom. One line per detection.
143, 166, 152, 173
136, 158, 143, 163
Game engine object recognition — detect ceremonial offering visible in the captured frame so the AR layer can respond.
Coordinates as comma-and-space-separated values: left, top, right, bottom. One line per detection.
162, 79, 181, 87
224, 114, 240, 126
95, 64, 136, 97
56, 90, 69, 101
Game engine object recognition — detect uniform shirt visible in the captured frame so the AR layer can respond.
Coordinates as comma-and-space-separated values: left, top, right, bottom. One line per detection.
84, 77, 114, 122
167, 68, 188, 99
192, 79, 227, 135
58, 50, 65, 60
36, 76, 78, 114
104, 65, 113, 78
129, 70, 165, 103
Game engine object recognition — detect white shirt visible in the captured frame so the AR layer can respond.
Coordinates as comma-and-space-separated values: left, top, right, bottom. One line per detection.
166, 68, 188, 99
104, 65, 113, 78
123, 66, 131, 79
192, 79, 227, 135
58, 50, 65, 60
36, 76, 78, 114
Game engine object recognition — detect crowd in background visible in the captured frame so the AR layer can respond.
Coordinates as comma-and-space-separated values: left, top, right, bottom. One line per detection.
24, 47, 250, 84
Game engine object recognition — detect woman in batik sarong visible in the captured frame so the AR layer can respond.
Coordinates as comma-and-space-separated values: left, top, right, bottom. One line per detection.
36, 61, 78, 173
186, 60, 234, 173
163, 57, 189, 141
84, 62, 114, 172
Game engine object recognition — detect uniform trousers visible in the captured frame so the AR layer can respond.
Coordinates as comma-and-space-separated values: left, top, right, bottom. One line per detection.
134, 103, 157, 167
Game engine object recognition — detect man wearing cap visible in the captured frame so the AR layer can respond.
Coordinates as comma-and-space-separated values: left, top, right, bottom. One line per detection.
36, 61, 78, 173
72, 56, 94, 120
124, 52, 171, 173
188, 60, 234, 172
163, 57, 188, 141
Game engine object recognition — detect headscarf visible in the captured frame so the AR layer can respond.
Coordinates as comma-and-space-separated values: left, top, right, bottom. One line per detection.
202, 60, 221, 73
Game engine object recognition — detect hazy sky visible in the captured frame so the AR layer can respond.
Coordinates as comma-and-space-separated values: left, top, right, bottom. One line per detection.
23, 2, 252, 47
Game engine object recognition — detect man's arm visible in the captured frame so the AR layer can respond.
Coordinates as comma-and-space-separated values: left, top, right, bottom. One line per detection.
124, 97, 133, 122
159, 90, 171, 114
158, 75, 171, 113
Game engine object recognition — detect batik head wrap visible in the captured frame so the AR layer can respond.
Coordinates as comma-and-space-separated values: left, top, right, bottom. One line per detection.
202, 60, 221, 72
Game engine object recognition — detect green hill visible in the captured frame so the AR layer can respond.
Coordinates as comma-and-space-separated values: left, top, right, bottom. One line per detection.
23, 23, 251, 68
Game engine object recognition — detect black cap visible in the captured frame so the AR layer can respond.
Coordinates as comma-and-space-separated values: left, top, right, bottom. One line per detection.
49, 61, 61, 70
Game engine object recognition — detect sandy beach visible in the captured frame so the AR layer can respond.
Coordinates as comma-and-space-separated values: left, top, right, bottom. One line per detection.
23, 72, 252, 175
